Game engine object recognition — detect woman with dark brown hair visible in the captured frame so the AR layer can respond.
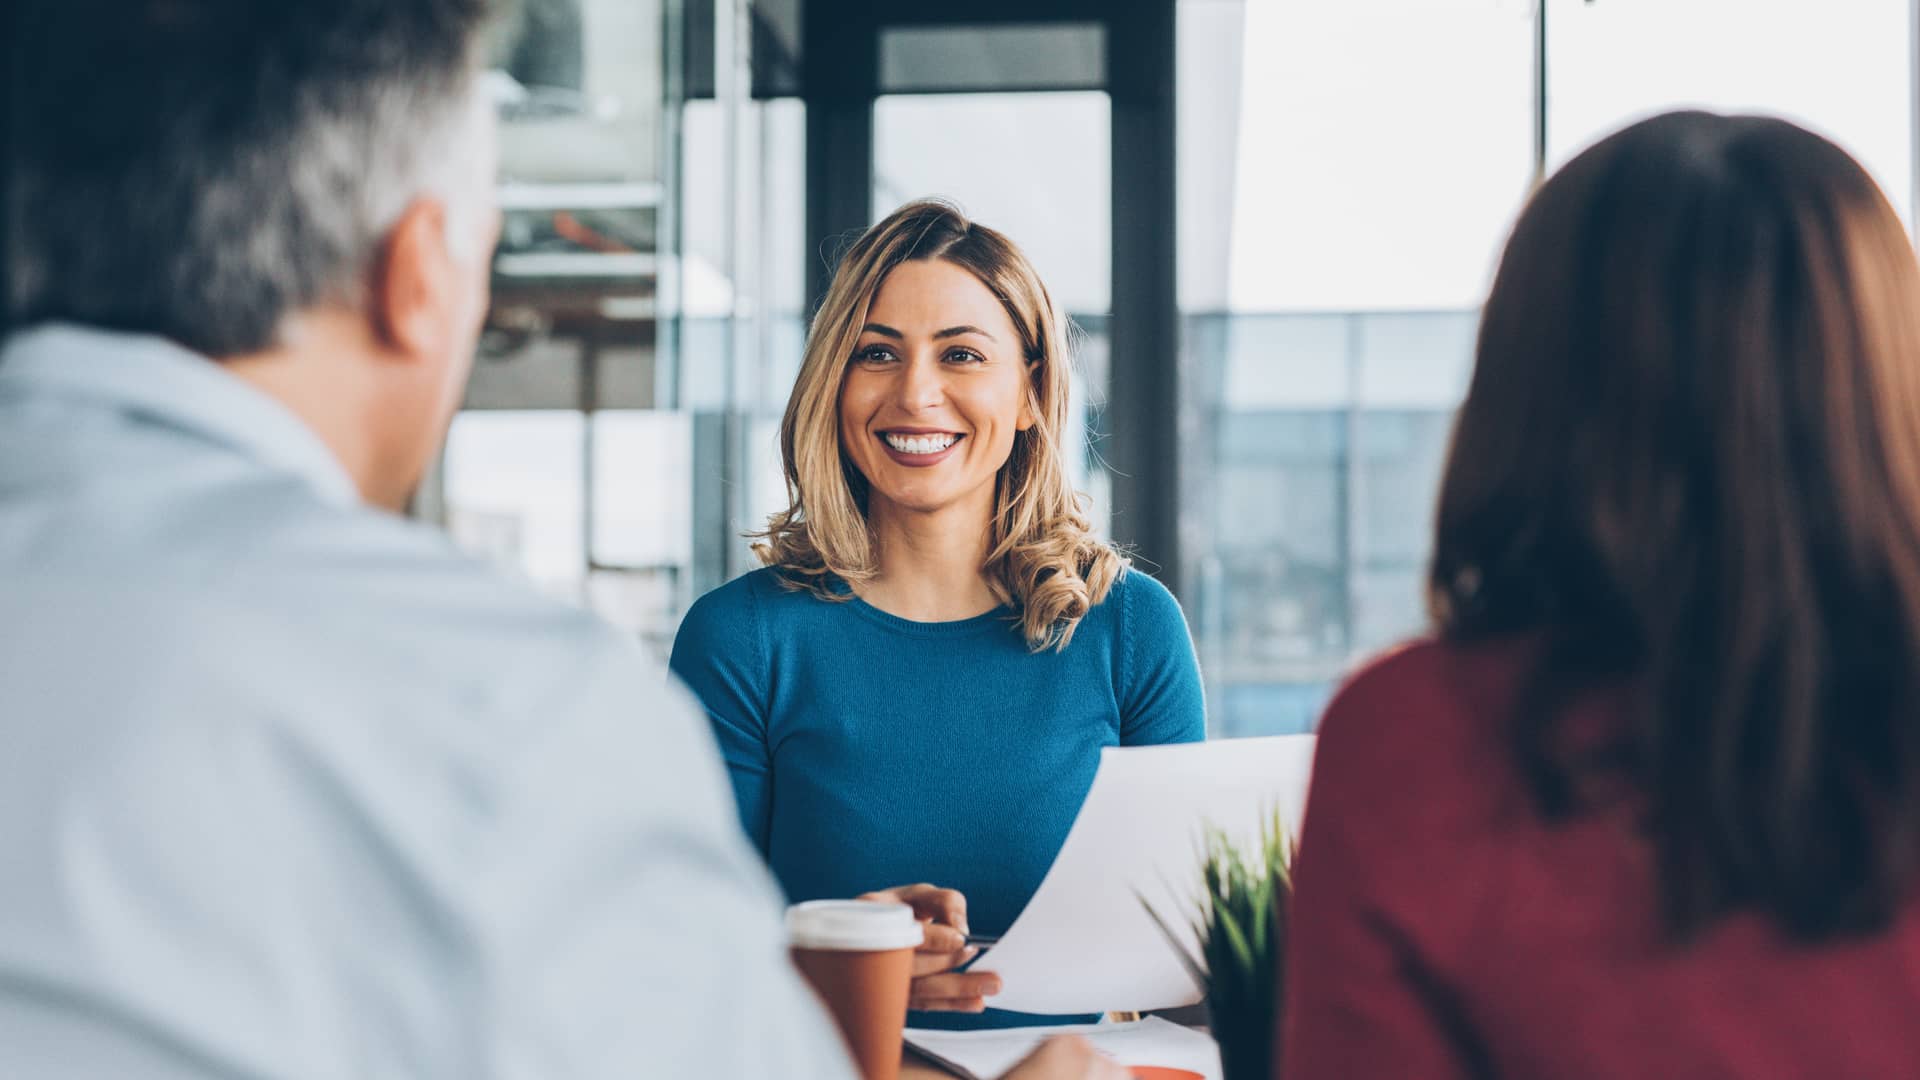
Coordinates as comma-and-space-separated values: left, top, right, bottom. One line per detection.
1281, 110, 1920, 1078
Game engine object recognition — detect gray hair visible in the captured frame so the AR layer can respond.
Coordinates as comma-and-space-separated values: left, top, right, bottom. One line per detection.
7, 0, 496, 358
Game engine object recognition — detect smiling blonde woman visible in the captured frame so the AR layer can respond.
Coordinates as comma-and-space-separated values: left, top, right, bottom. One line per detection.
669, 200, 1205, 1032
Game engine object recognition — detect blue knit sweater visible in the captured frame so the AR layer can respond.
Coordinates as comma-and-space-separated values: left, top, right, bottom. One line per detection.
669, 565, 1206, 1030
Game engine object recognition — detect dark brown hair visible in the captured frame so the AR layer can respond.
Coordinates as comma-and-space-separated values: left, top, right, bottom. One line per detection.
1432, 111, 1920, 941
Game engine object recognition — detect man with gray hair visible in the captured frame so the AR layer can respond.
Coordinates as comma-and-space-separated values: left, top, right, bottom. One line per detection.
0, 2, 1116, 1077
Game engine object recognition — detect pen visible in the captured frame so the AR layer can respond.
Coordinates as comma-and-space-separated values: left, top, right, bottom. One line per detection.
954, 934, 998, 973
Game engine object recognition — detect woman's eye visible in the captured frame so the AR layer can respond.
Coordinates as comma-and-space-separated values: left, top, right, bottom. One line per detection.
854, 345, 898, 364
945, 348, 985, 365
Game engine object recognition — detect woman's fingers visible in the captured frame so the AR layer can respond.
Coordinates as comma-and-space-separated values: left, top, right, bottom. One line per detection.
912, 995, 989, 1013
913, 971, 1001, 997
860, 883, 970, 936
861, 887, 1001, 1012
909, 969, 1000, 1011
919, 921, 968, 955
912, 945, 977, 977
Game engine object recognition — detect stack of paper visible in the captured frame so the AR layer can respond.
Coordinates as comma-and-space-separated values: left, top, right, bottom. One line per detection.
905, 1018, 1221, 1080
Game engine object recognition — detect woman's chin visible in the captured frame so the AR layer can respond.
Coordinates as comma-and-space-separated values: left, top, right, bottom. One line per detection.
867, 483, 980, 519
873, 493, 957, 516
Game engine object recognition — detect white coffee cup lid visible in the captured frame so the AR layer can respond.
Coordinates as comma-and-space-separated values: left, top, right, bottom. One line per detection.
786, 900, 925, 951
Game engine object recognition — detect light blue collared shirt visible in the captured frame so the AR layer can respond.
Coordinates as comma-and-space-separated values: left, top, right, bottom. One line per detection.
0, 324, 853, 1079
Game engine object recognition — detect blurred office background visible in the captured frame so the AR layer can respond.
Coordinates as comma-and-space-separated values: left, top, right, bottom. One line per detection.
357, 0, 1913, 736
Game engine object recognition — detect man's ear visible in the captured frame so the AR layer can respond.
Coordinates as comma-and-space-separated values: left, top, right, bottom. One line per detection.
367, 198, 455, 359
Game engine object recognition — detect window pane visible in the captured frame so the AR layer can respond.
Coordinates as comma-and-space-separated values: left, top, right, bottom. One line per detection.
1546, 0, 1913, 223
675, 92, 809, 595
873, 91, 1112, 313
446, 0, 666, 619
1181, 0, 1916, 739
441, 1, 810, 641
1178, 1, 1533, 737
443, 411, 586, 600
592, 410, 693, 569
880, 24, 1106, 94
1214, 4, 1535, 312
1351, 312, 1476, 656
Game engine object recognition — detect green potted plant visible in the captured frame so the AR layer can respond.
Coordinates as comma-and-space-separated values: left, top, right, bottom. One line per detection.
1142, 810, 1296, 1080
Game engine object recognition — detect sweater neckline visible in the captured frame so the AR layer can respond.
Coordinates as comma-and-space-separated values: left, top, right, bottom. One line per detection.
843, 594, 1017, 638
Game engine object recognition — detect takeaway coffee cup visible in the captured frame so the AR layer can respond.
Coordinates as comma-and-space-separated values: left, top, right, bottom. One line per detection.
787, 899, 924, 1080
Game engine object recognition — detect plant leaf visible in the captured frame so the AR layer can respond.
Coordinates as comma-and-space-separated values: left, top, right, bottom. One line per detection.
1135, 887, 1209, 991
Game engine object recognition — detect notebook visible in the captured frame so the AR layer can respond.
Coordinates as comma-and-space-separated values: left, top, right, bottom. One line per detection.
903, 1017, 1221, 1080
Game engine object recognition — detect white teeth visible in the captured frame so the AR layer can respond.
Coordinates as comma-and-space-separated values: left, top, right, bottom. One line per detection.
883, 433, 958, 455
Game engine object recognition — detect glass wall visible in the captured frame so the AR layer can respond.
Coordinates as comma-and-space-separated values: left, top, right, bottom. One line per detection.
428, 0, 1920, 734
430, 0, 805, 657
427, 0, 675, 648
1179, 0, 1916, 737
1177, 1, 1532, 736
1546, 0, 1913, 219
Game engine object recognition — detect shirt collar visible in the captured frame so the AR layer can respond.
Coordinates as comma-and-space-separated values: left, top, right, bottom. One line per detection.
0, 322, 361, 507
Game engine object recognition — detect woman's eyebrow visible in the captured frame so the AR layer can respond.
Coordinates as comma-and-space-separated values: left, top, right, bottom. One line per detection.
858, 323, 998, 342
934, 325, 995, 341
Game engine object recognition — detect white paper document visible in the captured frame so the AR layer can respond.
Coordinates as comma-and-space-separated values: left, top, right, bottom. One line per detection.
976, 735, 1316, 1014
905, 1018, 1221, 1080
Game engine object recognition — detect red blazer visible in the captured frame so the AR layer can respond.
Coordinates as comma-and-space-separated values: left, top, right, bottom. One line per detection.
1280, 637, 1920, 1079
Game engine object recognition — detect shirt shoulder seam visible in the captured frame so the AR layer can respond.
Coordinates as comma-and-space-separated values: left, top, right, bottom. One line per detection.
746, 569, 774, 733
1119, 566, 1137, 733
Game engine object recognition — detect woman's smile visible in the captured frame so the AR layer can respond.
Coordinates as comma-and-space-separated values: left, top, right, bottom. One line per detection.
878, 428, 965, 466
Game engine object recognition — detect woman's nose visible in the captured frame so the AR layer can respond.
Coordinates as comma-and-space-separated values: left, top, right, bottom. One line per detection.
896, 354, 945, 410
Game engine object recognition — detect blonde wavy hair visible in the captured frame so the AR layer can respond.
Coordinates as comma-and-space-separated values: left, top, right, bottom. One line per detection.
753, 199, 1124, 651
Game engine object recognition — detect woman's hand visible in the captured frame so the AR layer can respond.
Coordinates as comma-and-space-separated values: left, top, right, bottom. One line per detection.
999, 1036, 1130, 1080
859, 883, 1002, 1012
